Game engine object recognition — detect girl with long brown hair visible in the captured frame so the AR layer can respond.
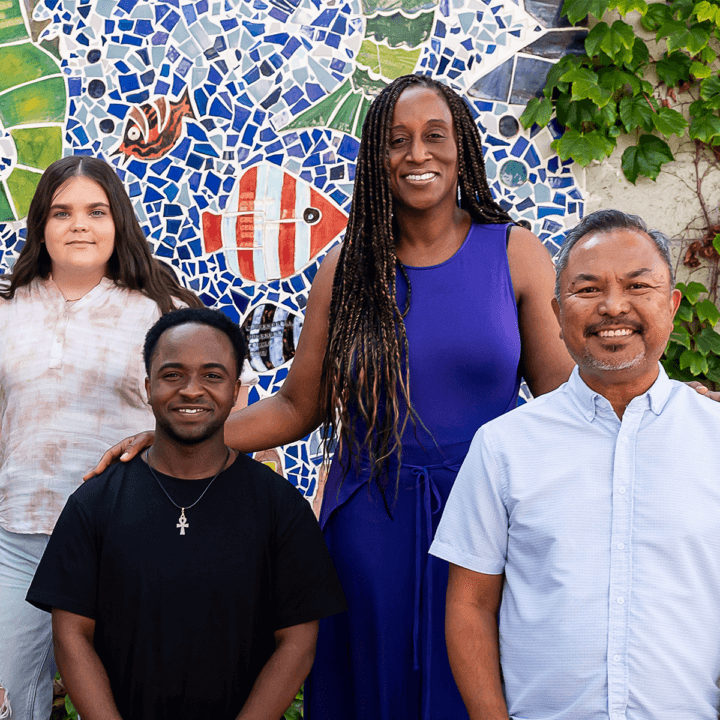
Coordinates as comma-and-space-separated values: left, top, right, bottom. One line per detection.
0, 156, 201, 720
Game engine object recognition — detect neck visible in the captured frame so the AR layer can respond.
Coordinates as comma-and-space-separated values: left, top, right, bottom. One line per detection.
579, 365, 660, 419
51, 265, 107, 301
394, 204, 471, 266
148, 432, 231, 479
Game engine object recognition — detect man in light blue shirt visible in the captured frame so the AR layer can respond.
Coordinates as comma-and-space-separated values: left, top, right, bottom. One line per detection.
430, 209, 720, 720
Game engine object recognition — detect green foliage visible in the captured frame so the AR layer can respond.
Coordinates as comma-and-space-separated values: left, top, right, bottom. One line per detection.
663, 282, 720, 388
520, 0, 720, 179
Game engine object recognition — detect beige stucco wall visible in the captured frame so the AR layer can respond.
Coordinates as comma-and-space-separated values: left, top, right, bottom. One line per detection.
582, 10, 720, 294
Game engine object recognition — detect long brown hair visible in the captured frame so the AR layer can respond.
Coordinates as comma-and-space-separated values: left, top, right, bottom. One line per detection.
1, 156, 201, 313
320, 75, 513, 511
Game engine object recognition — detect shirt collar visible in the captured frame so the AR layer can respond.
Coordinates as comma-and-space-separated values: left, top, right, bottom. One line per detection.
567, 363, 673, 422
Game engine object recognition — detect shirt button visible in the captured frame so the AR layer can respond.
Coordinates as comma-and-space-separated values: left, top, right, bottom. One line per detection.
618, 487, 627, 494
617, 542, 625, 550
613, 654, 621, 662
617, 597, 625, 604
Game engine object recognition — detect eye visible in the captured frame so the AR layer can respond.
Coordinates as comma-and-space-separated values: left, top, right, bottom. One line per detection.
90, 209, 106, 217
52, 210, 69, 218
389, 136, 407, 147
127, 125, 141, 142
303, 207, 321, 225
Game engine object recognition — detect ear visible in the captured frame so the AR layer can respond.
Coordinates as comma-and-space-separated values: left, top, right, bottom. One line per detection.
551, 297, 563, 339
233, 378, 241, 406
144, 376, 151, 403
670, 288, 682, 318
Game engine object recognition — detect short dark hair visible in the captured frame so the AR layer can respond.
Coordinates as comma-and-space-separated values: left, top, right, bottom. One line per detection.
555, 209, 675, 300
143, 307, 247, 378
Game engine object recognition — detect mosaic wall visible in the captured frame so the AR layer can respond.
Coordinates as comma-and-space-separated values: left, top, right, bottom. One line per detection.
0, 0, 587, 497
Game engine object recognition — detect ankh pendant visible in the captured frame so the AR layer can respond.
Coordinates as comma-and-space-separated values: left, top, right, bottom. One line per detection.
177, 508, 189, 535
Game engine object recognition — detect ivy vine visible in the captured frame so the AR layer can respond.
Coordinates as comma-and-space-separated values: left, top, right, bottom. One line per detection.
520, 0, 720, 388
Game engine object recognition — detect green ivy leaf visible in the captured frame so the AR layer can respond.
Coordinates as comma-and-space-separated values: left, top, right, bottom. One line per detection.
562, 0, 610, 23
561, 67, 614, 107
696, 298, 720, 325
669, 328, 692, 349
662, 22, 710, 54
696, 327, 720, 354
674, 0, 698, 21
707, 355, 720, 384
683, 280, 709, 303
676, 302, 695, 322
619, 94, 655, 132
680, 348, 710, 374
713, 233, 720, 255
641, 2, 673, 30
598, 102, 619, 126
690, 61, 713, 78
600, 20, 637, 60
694, 0, 719, 23
652, 106, 688, 136
700, 45, 717, 63
520, 97, 554, 128
585, 23, 609, 56
608, 0, 648, 14
620, 134, 674, 182
543, 57, 577, 97
630, 37, 651, 68
656, 51, 693, 87
552, 129, 615, 165
700, 74, 720, 101
689, 113, 720, 143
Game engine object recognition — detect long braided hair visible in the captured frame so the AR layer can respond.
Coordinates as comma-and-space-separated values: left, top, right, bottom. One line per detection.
320, 74, 513, 512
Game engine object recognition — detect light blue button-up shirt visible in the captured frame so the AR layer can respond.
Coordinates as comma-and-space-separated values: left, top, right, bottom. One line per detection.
431, 365, 720, 720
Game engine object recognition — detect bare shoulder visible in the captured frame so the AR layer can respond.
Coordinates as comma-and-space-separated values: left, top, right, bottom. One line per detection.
506, 225, 554, 300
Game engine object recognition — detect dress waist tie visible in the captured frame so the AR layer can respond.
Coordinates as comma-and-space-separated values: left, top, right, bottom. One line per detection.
406, 450, 467, 720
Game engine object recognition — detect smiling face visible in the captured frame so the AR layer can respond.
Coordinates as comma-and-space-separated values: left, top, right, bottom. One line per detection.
43, 176, 116, 278
146, 323, 241, 446
386, 85, 459, 214
553, 228, 681, 392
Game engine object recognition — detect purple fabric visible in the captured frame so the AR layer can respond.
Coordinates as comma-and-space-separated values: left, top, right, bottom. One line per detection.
307, 223, 521, 720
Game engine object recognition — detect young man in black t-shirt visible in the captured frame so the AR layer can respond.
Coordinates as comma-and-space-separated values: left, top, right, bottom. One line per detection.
27, 307, 346, 720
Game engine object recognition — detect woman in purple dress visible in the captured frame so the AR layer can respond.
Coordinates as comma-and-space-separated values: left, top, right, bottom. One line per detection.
93, 76, 575, 718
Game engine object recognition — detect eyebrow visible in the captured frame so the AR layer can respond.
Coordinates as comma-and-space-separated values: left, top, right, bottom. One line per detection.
50, 202, 111, 211
571, 268, 656, 284
390, 118, 451, 130
157, 362, 229, 372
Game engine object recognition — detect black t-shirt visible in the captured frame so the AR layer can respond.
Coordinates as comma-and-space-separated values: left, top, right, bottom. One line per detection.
27, 453, 346, 720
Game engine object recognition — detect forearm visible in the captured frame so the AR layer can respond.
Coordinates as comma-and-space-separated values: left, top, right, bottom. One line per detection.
54, 633, 122, 720
224, 391, 322, 453
446, 600, 508, 720
235, 631, 315, 720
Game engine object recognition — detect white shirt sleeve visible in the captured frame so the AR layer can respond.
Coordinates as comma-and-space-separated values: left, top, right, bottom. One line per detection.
429, 426, 508, 575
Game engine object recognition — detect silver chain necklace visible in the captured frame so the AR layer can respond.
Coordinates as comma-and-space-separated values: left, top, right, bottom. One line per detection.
145, 448, 230, 535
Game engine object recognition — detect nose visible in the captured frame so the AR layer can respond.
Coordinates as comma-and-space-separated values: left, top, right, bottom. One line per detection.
71, 214, 88, 232
598, 286, 631, 316
406, 135, 431, 164
179, 374, 205, 399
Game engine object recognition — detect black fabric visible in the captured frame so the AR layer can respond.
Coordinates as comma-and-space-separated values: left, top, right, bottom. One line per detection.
27, 453, 346, 720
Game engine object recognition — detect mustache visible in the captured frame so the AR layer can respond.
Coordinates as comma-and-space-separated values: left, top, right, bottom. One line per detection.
584, 319, 644, 337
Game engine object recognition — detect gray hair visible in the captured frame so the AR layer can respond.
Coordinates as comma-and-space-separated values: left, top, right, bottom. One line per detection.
554, 209, 675, 301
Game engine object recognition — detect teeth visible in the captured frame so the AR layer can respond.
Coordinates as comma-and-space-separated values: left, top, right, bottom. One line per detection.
405, 173, 435, 180
179, 408, 204, 414
598, 328, 633, 338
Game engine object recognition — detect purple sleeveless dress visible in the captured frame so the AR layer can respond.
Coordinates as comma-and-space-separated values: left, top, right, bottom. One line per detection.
305, 223, 521, 720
